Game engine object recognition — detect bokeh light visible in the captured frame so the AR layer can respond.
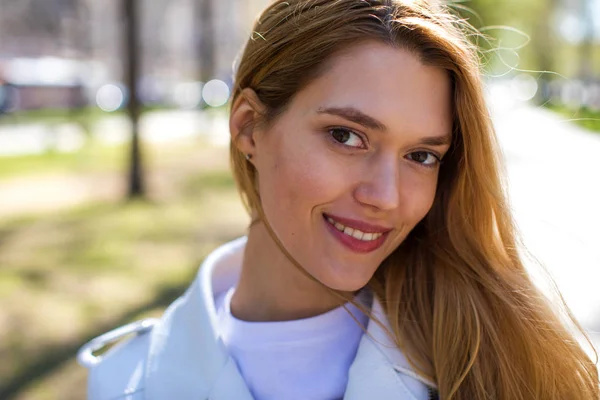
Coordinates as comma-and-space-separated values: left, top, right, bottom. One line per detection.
510, 74, 538, 102
173, 81, 203, 109
95, 84, 125, 112
202, 79, 230, 107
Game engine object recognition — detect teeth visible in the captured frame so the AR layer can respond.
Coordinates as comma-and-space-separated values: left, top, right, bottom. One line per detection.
325, 216, 385, 242
328, 217, 347, 233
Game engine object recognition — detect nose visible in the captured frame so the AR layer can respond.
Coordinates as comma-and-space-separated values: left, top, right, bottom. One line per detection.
353, 155, 401, 212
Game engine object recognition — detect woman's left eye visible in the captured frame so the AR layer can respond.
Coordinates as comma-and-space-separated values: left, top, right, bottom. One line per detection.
407, 151, 440, 166
328, 127, 366, 149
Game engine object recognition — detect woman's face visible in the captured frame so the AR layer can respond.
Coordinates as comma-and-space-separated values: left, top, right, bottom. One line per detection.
251, 41, 452, 291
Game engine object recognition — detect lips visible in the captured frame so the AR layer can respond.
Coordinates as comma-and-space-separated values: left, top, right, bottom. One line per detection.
323, 213, 391, 253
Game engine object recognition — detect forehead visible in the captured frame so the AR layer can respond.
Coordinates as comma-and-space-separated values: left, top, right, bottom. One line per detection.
289, 41, 452, 138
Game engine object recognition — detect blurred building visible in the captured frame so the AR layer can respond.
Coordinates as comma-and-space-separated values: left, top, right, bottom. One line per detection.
0, 0, 270, 90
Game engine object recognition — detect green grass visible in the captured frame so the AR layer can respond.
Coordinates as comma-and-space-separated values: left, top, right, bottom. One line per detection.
184, 169, 236, 194
545, 103, 600, 133
0, 142, 126, 179
0, 107, 94, 127
0, 146, 249, 399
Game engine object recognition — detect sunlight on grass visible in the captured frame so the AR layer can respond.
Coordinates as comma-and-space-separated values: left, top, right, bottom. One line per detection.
0, 142, 126, 179
0, 146, 250, 399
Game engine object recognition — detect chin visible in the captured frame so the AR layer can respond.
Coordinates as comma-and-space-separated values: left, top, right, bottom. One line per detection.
318, 269, 374, 293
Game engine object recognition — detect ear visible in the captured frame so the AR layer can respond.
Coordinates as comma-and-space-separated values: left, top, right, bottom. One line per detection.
229, 88, 267, 159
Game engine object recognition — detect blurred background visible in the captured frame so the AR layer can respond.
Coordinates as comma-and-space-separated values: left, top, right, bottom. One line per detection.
0, 0, 599, 399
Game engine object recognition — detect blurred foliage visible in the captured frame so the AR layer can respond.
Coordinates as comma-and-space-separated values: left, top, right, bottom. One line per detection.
456, 0, 600, 80
456, 0, 557, 75
455, 0, 600, 133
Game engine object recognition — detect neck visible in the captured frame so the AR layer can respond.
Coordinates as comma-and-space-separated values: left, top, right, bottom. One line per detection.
230, 222, 347, 322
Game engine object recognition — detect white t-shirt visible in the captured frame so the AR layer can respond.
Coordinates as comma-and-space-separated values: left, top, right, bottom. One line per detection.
216, 288, 370, 400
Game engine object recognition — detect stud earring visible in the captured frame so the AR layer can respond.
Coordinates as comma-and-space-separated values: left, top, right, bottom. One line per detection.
245, 154, 252, 161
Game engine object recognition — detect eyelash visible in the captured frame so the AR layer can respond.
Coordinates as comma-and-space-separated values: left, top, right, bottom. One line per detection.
327, 126, 442, 169
327, 126, 367, 149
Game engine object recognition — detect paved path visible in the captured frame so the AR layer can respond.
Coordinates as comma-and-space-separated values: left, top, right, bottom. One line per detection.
489, 87, 600, 350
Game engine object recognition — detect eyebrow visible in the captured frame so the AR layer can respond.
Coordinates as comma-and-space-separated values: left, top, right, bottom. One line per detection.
317, 106, 386, 131
316, 106, 452, 146
418, 134, 452, 146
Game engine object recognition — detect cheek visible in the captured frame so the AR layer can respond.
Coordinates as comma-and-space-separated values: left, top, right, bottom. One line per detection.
256, 130, 343, 233
400, 170, 439, 222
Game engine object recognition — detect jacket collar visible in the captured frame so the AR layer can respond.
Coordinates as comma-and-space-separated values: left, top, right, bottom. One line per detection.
144, 237, 429, 400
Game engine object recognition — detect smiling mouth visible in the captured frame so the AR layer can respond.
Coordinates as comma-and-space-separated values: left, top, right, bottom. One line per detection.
322, 214, 390, 254
325, 216, 384, 241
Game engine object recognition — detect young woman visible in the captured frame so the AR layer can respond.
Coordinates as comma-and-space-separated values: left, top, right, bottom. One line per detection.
78, 1, 599, 399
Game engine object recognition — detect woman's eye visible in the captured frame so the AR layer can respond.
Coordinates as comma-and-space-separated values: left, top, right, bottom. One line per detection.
329, 127, 365, 148
407, 151, 440, 166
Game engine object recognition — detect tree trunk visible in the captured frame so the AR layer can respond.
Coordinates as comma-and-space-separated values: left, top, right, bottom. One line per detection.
197, 0, 215, 83
123, 0, 144, 198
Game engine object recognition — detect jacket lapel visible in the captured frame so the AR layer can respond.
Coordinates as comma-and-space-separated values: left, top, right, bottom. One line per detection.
144, 238, 253, 400
208, 357, 255, 400
344, 299, 430, 400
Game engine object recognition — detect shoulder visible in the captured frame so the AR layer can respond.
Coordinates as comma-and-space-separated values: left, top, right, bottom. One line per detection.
78, 319, 157, 400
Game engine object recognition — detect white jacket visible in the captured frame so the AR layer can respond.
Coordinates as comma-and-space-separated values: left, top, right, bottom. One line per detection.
78, 237, 436, 400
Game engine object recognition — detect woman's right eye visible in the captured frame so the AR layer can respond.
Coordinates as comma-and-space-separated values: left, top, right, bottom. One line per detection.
328, 127, 366, 149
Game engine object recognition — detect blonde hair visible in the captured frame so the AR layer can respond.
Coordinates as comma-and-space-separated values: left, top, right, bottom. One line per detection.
229, 1, 599, 398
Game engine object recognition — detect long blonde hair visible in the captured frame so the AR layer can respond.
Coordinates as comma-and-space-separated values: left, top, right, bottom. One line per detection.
228, 0, 599, 398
